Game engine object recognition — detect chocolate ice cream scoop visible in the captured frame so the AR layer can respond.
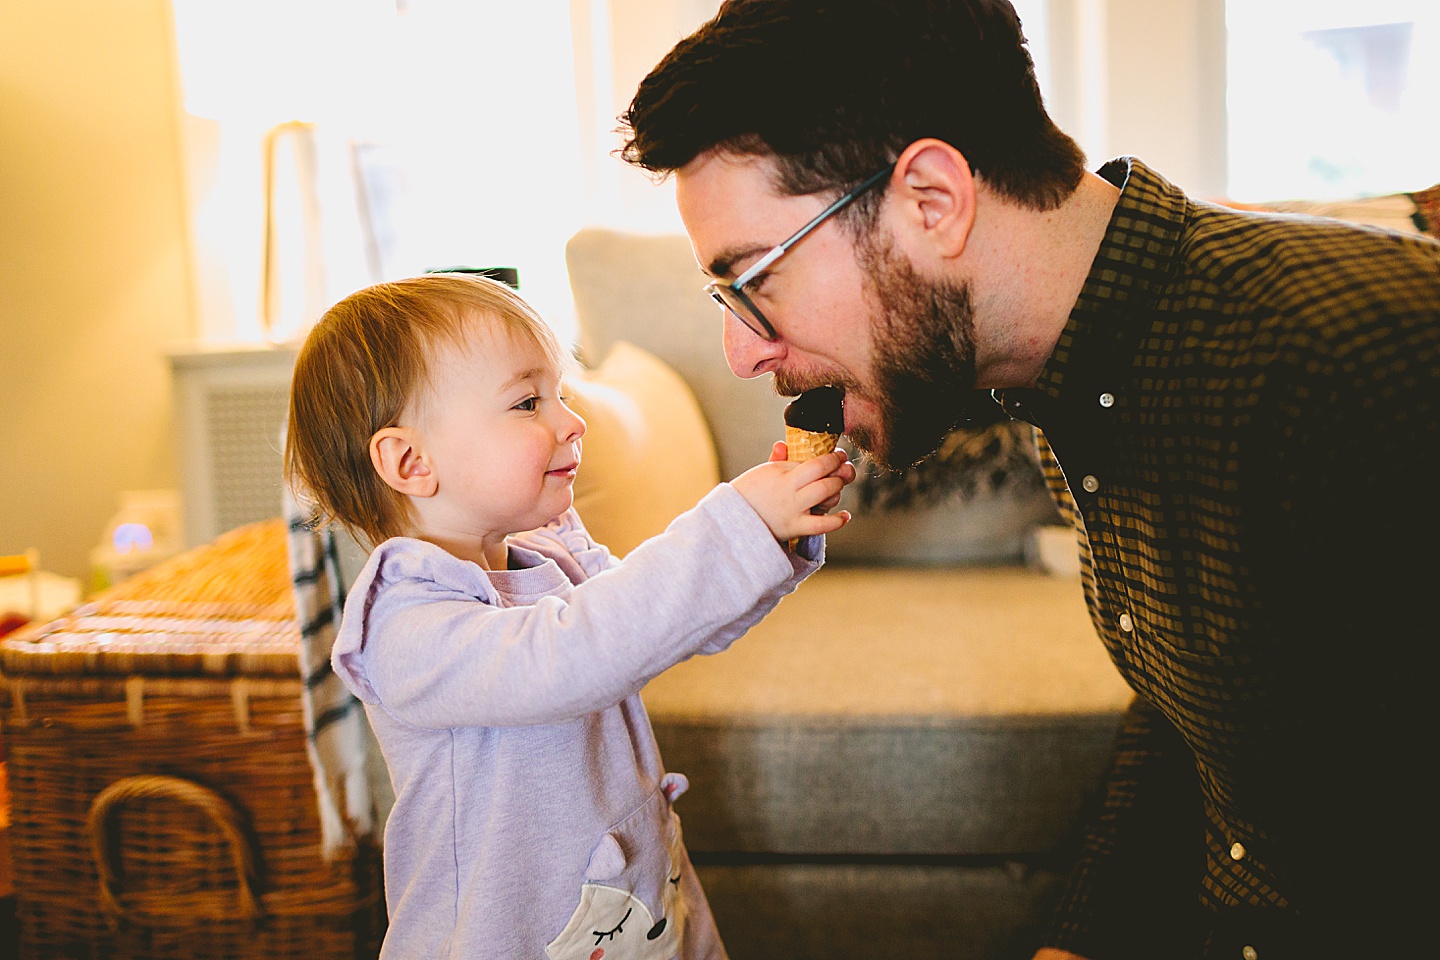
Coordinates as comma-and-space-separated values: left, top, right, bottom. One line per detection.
783, 386, 844, 435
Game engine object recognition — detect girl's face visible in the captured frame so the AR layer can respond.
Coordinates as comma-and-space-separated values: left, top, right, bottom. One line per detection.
406, 320, 585, 562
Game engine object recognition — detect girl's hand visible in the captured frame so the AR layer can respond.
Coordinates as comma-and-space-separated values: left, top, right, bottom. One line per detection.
765, 439, 855, 515
730, 444, 857, 542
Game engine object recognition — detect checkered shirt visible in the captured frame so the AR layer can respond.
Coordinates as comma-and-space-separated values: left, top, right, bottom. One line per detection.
993, 158, 1440, 958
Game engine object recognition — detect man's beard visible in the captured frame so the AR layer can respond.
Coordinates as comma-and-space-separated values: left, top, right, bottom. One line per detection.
848, 240, 978, 469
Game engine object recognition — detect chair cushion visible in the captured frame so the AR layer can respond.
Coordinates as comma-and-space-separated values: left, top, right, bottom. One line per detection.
642, 566, 1134, 855
695, 861, 1066, 960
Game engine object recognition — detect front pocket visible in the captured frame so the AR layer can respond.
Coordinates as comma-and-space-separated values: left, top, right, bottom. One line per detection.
546, 785, 690, 960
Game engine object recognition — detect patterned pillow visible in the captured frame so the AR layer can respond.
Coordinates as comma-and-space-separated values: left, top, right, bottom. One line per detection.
1409, 183, 1440, 237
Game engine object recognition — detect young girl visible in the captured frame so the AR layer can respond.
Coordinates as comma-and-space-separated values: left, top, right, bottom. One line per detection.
284, 273, 854, 960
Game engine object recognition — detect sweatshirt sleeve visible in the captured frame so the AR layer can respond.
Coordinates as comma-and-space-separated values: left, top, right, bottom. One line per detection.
333, 484, 821, 728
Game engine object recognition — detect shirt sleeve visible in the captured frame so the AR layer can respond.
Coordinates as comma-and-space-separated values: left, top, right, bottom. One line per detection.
1043, 695, 1204, 959
346, 484, 821, 728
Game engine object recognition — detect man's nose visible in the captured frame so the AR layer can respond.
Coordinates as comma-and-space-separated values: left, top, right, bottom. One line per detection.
721, 309, 783, 379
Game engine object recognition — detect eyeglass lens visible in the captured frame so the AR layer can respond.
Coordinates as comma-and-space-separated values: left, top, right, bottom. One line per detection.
710, 287, 771, 340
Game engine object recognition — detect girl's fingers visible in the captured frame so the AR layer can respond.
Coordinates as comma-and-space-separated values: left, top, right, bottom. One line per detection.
795, 509, 852, 536
799, 476, 848, 514
790, 450, 849, 484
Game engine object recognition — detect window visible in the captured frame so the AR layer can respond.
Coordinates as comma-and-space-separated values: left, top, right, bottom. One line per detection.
173, 0, 587, 344
1226, 1, 1440, 201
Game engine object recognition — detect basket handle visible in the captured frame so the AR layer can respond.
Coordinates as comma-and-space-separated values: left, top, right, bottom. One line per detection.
87, 774, 264, 924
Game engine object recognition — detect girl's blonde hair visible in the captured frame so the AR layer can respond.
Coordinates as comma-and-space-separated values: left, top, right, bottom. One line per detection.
284, 273, 571, 548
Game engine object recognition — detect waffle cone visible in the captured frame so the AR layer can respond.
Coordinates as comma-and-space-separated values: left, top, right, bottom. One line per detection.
785, 426, 840, 462
784, 426, 839, 552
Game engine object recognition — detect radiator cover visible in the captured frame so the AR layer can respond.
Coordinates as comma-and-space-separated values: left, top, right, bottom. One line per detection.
169, 345, 298, 548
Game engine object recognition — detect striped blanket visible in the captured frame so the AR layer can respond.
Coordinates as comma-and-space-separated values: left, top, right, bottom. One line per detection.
283, 488, 381, 860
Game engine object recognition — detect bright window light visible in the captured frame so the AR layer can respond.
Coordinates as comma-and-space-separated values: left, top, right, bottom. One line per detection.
173, 0, 586, 345
112, 523, 155, 555
1011, 0, 1050, 96
1227, 0, 1440, 201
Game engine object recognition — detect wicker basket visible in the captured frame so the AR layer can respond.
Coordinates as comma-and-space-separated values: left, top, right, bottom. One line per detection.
0, 520, 384, 960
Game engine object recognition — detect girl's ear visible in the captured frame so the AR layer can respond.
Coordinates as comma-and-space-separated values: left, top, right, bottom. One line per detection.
370, 427, 438, 498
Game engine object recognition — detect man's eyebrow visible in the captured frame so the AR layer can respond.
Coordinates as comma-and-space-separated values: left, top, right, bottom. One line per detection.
705, 243, 771, 280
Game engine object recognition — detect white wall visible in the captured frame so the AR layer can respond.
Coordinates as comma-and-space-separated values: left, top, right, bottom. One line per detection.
0, 0, 193, 584
571, 0, 719, 235
1007, 0, 1228, 198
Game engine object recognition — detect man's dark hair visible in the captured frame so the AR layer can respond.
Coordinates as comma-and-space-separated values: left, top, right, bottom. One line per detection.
620, 0, 1086, 214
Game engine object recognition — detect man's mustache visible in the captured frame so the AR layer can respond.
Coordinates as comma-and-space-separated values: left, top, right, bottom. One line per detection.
772, 371, 860, 399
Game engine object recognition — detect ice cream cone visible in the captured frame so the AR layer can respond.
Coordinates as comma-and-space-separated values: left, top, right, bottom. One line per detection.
785, 425, 840, 463
785, 426, 839, 550
782, 386, 845, 551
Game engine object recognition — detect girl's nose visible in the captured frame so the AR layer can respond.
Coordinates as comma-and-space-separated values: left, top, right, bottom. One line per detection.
558, 404, 585, 442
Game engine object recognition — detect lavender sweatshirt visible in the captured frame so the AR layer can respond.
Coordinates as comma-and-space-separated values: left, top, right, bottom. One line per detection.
332, 484, 822, 959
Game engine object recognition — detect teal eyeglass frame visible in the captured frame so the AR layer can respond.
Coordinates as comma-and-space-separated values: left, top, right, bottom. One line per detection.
704, 162, 896, 341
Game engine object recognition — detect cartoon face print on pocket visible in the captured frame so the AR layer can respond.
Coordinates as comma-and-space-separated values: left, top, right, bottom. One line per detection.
545, 880, 681, 960
546, 776, 690, 960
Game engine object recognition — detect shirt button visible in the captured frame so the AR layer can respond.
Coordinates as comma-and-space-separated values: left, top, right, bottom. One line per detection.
1230, 841, 1246, 861
1081, 474, 1100, 493
1098, 391, 1115, 408
1242, 946, 1258, 960
1118, 612, 1133, 632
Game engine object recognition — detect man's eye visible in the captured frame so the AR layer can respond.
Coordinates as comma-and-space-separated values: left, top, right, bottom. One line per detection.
745, 271, 771, 293
592, 907, 632, 945
513, 396, 538, 412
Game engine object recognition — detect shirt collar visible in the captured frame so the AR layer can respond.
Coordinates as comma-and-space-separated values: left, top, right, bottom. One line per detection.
1028, 157, 1189, 405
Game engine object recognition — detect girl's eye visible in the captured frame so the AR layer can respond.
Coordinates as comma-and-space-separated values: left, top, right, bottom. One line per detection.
592, 907, 632, 945
669, 873, 681, 885
513, 396, 538, 412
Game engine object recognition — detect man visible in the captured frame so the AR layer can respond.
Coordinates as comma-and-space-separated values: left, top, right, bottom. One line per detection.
619, 1, 1439, 957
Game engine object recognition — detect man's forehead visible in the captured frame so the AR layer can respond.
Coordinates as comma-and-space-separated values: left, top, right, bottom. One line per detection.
677, 148, 778, 191
676, 151, 802, 277
677, 151, 779, 225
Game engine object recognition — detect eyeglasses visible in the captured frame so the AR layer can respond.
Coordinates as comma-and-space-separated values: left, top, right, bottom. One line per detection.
704, 163, 895, 341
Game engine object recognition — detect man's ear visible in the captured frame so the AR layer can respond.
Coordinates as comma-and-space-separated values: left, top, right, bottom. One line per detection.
888, 138, 978, 261
370, 426, 437, 498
